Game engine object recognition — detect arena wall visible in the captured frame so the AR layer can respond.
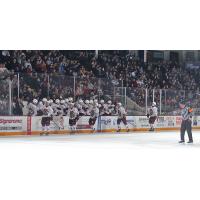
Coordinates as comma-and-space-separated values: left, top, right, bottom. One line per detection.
0, 116, 200, 136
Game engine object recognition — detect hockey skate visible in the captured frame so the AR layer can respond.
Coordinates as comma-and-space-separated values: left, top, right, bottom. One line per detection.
117, 129, 121, 132
148, 128, 154, 131
116, 128, 121, 133
40, 132, 45, 136
70, 131, 74, 135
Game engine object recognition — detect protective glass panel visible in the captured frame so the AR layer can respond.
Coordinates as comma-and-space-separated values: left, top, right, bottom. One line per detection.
164, 89, 185, 115
126, 88, 146, 115
18, 73, 49, 101
0, 79, 10, 115
184, 90, 199, 115
49, 74, 74, 100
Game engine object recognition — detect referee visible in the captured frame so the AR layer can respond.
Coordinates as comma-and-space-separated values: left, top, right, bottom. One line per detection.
179, 101, 193, 144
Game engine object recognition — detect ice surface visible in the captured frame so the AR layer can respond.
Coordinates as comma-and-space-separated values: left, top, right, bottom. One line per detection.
1, 131, 200, 149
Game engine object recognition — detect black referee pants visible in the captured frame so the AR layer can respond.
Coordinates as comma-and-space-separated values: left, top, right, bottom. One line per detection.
180, 119, 193, 142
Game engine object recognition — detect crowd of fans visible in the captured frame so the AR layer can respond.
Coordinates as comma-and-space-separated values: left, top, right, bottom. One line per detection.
0, 50, 200, 115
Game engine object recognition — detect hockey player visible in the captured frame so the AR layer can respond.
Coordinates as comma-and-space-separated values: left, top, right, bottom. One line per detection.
27, 99, 38, 116
104, 100, 114, 116
67, 102, 79, 133
65, 98, 69, 104
76, 99, 85, 116
51, 99, 65, 130
42, 98, 47, 104
88, 100, 94, 114
147, 102, 158, 131
52, 99, 62, 116
63, 98, 69, 115
94, 99, 98, 104
83, 100, 90, 115
60, 100, 66, 116
49, 99, 54, 106
40, 101, 54, 136
179, 102, 193, 143
116, 102, 129, 132
37, 101, 44, 116
89, 103, 99, 131
68, 97, 73, 103
99, 99, 105, 116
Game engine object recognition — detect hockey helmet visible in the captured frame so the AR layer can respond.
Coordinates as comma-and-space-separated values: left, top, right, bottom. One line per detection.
33, 99, 38, 104
152, 102, 156, 106
49, 99, 53, 104
60, 100, 65, 104
85, 100, 89, 104
108, 100, 112, 104
55, 99, 60, 104
69, 97, 73, 102
39, 101, 43, 106
69, 102, 74, 108
100, 99, 104, 104
42, 98, 47, 102
117, 102, 122, 107
89, 100, 94, 104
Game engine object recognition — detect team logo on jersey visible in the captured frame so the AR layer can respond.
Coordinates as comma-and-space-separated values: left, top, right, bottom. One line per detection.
69, 110, 75, 119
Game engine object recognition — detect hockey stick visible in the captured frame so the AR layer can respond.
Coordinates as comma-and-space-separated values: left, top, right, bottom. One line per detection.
52, 119, 61, 130
52, 116, 64, 130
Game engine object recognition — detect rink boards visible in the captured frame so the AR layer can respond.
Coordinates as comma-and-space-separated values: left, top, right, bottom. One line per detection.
0, 115, 200, 136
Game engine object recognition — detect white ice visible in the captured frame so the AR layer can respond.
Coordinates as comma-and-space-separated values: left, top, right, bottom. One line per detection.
1, 131, 200, 200
1, 130, 200, 149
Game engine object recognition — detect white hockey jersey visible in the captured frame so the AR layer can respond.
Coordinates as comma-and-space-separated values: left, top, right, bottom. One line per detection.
60, 104, 66, 116
76, 102, 85, 115
99, 103, 106, 115
117, 106, 127, 119
52, 103, 62, 116
148, 106, 158, 117
90, 107, 99, 119
68, 107, 79, 119
104, 104, 114, 115
42, 106, 54, 117
83, 104, 90, 115
27, 103, 38, 116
